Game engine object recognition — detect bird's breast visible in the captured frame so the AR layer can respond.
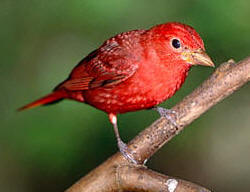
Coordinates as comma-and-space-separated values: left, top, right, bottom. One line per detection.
83, 61, 189, 114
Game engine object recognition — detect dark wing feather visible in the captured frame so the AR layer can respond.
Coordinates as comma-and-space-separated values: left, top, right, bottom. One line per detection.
58, 30, 144, 91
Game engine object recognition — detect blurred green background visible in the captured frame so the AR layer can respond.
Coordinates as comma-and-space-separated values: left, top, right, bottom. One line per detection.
1, 0, 250, 191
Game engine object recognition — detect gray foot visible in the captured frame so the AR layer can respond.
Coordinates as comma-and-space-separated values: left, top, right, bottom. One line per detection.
118, 140, 138, 164
153, 107, 179, 127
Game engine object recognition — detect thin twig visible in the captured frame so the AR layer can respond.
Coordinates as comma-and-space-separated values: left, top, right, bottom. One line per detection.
66, 57, 250, 192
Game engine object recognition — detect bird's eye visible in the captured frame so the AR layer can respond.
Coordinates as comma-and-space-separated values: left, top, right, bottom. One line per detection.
171, 39, 181, 49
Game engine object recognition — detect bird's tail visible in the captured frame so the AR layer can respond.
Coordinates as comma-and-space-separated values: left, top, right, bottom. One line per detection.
18, 90, 67, 111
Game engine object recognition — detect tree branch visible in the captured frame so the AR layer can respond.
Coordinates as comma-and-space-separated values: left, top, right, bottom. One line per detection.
65, 57, 250, 192
116, 165, 210, 192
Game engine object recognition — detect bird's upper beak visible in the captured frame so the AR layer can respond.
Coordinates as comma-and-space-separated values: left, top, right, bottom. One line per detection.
182, 49, 215, 67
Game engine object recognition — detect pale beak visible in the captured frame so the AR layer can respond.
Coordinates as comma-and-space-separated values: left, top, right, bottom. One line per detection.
182, 49, 215, 67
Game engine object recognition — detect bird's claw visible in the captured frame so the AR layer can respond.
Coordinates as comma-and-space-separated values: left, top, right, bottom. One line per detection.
118, 140, 138, 164
153, 107, 179, 127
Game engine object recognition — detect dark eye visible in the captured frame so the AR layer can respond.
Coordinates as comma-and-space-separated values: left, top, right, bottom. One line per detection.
171, 39, 181, 49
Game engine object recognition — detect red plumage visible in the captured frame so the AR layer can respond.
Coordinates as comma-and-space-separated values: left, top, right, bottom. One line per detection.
20, 22, 213, 113
19, 22, 214, 163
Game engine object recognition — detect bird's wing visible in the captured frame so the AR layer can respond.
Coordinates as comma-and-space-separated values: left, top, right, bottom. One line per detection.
58, 31, 143, 91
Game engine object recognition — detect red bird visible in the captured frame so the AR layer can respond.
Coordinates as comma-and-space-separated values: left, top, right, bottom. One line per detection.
19, 22, 214, 164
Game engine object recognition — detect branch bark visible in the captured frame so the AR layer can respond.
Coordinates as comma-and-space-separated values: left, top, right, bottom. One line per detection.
116, 165, 210, 192
66, 57, 250, 192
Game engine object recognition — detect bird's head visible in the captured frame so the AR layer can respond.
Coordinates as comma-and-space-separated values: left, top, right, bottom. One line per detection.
148, 22, 214, 68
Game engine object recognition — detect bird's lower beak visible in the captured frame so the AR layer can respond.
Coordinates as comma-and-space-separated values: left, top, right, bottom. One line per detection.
182, 49, 215, 67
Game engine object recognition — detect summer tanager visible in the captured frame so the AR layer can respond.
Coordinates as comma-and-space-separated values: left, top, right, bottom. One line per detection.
19, 22, 214, 164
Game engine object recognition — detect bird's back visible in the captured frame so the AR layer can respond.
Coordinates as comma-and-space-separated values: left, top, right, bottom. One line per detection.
80, 30, 190, 114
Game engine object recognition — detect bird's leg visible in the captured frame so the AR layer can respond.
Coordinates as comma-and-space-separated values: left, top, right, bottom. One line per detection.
153, 106, 179, 127
108, 113, 138, 164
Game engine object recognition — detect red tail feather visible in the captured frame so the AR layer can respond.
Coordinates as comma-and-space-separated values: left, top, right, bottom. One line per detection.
18, 91, 67, 111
